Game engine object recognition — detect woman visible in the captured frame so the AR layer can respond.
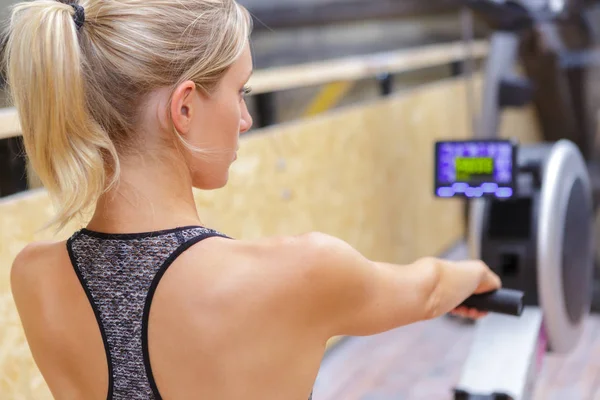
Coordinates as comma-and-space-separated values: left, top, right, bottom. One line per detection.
4, 1, 501, 399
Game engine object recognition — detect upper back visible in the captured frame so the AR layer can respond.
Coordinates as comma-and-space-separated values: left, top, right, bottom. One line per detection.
10, 226, 326, 400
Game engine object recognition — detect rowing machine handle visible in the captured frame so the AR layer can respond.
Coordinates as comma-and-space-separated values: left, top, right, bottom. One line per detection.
460, 289, 524, 316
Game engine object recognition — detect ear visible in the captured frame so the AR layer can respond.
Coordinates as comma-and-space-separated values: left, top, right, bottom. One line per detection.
170, 81, 198, 136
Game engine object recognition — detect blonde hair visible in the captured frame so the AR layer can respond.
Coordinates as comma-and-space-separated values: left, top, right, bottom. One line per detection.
3, 0, 252, 230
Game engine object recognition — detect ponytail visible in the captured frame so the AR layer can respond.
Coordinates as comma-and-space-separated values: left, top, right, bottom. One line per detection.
3, 1, 119, 231
3, 0, 251, 231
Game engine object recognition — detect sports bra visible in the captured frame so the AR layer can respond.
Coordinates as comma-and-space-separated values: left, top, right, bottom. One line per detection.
67, 225, 314, 399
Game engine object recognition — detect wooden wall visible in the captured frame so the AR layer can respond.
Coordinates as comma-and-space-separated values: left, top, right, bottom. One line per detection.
0, 75, 541, 398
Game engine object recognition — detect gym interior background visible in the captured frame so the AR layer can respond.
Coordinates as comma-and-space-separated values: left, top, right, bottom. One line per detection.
1, 0, 600, 399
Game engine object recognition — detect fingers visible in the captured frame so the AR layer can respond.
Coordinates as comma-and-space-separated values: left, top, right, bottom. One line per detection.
474, 265, 502, 295
450, 306, 488, 320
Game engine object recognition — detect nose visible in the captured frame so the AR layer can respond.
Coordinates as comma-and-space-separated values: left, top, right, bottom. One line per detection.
240, 101, 253, 135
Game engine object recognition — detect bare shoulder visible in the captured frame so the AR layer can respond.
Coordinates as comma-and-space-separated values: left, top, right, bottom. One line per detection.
10, 240, 70, 349
185, 230, 352, 277
10, 240, 68, 299
174, 231, 373, 334
235, 230, 345, 260
168, 230, 352, 295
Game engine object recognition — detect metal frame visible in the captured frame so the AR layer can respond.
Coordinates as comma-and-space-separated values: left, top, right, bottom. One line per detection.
465, 0, 600, 159
468, 197, 485, 260
477, 32, 521, 139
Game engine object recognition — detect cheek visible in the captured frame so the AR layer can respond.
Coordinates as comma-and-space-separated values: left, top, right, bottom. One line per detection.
218, 99, 242, 142
193, 99, 240, 147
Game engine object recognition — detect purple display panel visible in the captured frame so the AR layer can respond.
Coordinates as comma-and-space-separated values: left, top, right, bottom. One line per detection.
434, 140, 516, 199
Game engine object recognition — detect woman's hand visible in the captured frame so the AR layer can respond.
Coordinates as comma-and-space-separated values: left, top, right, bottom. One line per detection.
449, 265, 501, 320
449, 306, 489, 320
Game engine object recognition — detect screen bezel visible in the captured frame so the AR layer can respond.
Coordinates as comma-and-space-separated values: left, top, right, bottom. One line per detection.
434, 139, 518, 199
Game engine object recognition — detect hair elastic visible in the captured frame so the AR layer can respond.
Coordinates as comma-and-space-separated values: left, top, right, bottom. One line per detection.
70, 3, 85, 31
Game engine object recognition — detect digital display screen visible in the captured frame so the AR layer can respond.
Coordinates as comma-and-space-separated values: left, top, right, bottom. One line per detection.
455, 157, 494, 181
434, 140, 516, 199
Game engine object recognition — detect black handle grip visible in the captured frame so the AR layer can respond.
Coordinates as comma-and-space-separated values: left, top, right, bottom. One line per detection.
460, 289, 524, 316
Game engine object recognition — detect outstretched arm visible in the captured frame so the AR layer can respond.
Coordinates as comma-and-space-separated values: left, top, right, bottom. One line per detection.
283, 232, 501, 338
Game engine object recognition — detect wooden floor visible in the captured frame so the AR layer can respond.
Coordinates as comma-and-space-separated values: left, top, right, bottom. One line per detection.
313, 244, 600, 400
314, 314, 600, 400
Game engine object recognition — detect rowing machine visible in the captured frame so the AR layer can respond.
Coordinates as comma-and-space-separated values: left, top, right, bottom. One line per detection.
435, 138, 595, 399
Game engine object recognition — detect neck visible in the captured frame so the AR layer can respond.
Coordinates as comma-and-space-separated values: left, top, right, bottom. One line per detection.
86, 152, 202, 234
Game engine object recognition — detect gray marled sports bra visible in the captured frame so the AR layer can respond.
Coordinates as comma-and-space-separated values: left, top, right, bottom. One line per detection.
67, 225, 314, 400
